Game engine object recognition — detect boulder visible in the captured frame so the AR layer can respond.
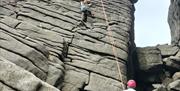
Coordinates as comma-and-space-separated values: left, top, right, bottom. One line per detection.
0, 47, 47, 80
0, 56, 60, 91
0, 0, 136, 91
162, 77, 173, 87
157, 44, 179, 57
168, 80, 180, 91
163, 56, 180, 71
172, 72, 180, 81
136, 47, 163, 72
136, 47, 165, 83
152, 84, 167, 91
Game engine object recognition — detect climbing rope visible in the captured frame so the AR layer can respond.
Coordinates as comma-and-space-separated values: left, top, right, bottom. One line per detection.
100, 0, 125, 90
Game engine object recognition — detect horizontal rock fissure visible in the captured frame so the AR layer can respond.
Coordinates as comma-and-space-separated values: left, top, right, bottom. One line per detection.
0, 37, 7, 41
16, 27, 73, 42
0, 80, 20, 91
17, 13, 73, 32
0, 45, 47, 74
76, 31, 128, 51
70, 44, 127, 62
29, 38, 63, 49
95, 29, 129, 43
0, 5, 12, 11
2, 31, 50, 59
0, 24, 51, 58
69, 49, 126, 65
25, 2, 80, 22
65, 63, 125, 82
21, 4, 77, 25
65, 59, 126, 75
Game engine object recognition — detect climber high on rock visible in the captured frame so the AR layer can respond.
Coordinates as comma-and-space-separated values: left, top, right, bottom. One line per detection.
123, 80, 136, 91
80, 0, 94, 22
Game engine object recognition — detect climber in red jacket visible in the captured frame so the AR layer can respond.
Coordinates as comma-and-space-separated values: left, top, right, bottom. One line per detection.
123, 80, 136, 91
80, 0, 94, 22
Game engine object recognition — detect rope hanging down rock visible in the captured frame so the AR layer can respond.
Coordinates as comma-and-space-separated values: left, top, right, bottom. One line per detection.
100, 0, 125, 90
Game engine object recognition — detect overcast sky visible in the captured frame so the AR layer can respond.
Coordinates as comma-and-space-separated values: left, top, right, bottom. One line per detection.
134, 0, 171, 47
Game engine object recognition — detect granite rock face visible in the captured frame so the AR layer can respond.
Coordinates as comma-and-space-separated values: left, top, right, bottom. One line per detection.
0, 0, 136, 91
168, 0, 180, 46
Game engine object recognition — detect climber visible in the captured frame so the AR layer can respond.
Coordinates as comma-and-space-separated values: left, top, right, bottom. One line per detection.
123, 80, 136, 91
80, 0, 94, 22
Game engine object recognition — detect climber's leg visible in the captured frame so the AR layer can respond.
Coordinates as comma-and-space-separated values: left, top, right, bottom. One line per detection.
82, 11, 88, 22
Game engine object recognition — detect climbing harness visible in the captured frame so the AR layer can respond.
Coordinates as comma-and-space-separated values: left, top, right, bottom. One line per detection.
100, 0, 125, 90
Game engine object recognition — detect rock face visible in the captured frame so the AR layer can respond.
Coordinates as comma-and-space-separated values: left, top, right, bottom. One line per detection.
0, 0, 136, 91
136, 47, 164, 84
135, 44, 180, 91
136, 47, 163, 72
168, 0, 180, 46
0, 56, 60, 91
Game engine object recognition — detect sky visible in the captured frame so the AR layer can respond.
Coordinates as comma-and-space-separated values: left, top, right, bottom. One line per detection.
134, 0, 171, 47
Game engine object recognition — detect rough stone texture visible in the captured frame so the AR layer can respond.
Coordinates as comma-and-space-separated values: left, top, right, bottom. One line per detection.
0, 0, 136, 90
84, 73, 124, 91
135, 47, 165, 87
0, 82, 15, 91
46, 62, 65, 86
0, 56, 60, 91
168, 80, 180, 91
135, 45, 180, 91
136, 47, 163, 72
168, 0, 180, 46
152, 84, 167, 91
163, 56, 180, 71
60, 65, 89, 91
153, 87, 167, 91
162, 77, 173, 87
175, 50, 180, 57
172, 72, 180, 81
157, 44, 179, 57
